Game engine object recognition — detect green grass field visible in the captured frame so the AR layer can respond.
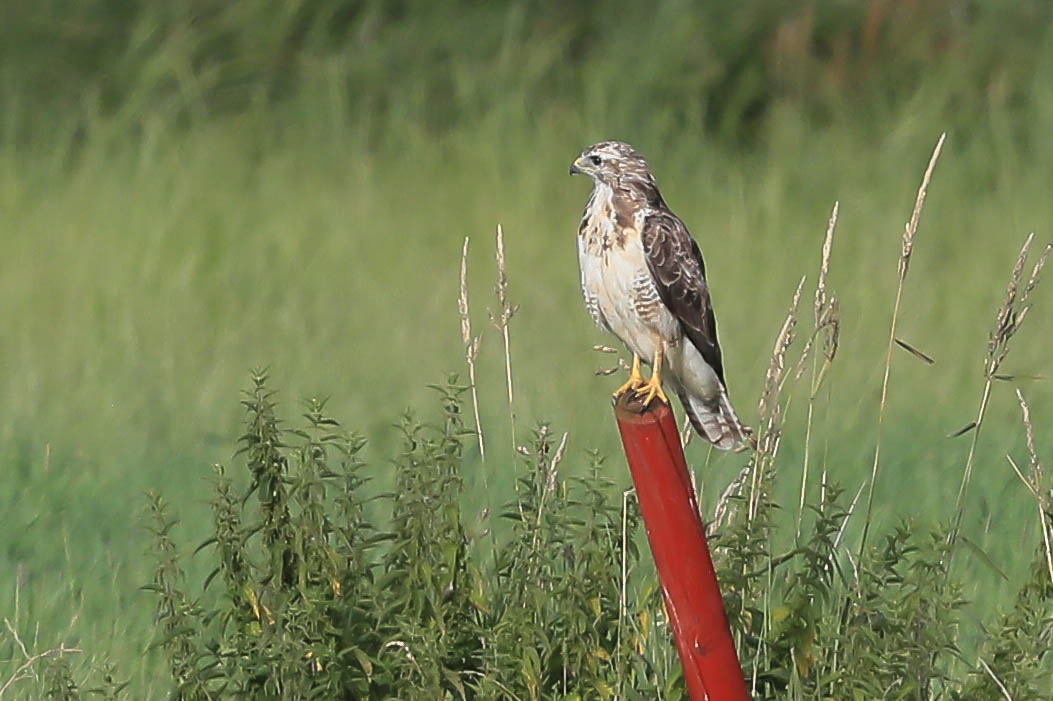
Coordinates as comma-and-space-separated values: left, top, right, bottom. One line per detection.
3, 3, 1053, 696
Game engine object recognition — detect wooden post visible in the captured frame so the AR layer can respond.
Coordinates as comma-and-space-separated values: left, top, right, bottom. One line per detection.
614, 393, 750, 701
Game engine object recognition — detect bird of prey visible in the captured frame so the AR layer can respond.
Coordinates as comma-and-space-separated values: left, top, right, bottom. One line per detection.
570, 140, 750, 450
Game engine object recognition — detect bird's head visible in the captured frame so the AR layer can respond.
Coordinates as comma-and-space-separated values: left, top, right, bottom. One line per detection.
569, 141, 653, 188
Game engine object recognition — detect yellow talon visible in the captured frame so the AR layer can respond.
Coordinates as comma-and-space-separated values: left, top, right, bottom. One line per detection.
633, 344, 668, 407
613, 354, 645, 398
634, 375, 669, 406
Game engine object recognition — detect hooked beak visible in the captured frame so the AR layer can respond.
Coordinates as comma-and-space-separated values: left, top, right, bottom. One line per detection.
569, 157, 587, 176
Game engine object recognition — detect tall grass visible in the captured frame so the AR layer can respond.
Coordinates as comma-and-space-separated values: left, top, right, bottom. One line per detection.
5, 1, 1053, 150
951, 234, 1052, 547
859, 132, 945, 555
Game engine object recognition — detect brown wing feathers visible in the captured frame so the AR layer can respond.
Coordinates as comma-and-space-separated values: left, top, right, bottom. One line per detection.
640, 211, 727, 387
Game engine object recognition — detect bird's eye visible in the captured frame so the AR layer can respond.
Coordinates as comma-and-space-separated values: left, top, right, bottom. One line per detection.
589, 155, 602, 166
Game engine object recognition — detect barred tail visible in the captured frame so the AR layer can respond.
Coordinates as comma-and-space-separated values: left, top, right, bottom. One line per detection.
678, 388, 752, 451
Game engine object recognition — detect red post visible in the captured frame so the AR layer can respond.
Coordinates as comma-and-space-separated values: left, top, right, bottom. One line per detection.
614, 394, 750, 701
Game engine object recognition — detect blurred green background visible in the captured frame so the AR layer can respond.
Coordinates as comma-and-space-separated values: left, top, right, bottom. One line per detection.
2, 0, 1052, 694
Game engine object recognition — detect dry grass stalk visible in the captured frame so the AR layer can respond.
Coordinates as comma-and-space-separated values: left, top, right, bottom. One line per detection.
620, 488, 633, 621
978, 658, 1014, 701
680, 412, 694, 449
798, 201, 840, 536
1, 618, 82, 698
618, 486, 634, 674
758, 276, 807, 423
713, 462, 750, 532
489, 224, 520, 451
531, 429, 569, 552
1010, 389, 1053, 588
746, 275, 807, 523
815, 203, 837, 320
593, 345, 630, 378
901, 133, 946, 273
832, 482, 867, 552
458, 237, 486, 462
859, 133, 945, 554
988, 235, 1051, 372
712, 271, 812, 531
817, 296, 840, 504
950, 233, 1052, 546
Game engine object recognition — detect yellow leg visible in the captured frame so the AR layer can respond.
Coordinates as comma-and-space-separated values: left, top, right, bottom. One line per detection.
613, 354, 646, 398
635, 344, 669, 406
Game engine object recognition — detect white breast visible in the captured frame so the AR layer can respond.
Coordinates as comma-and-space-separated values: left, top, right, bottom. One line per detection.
577, 187, 679, 365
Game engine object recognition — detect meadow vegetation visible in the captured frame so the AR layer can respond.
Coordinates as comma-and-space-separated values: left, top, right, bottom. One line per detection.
2, 1, 1053, 697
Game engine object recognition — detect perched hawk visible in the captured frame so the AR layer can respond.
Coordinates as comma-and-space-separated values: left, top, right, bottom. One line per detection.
570, 140, 750, 450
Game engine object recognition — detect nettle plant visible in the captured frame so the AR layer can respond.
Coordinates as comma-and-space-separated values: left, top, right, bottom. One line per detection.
143, 371, 677, 700
137, 359, 1052, 701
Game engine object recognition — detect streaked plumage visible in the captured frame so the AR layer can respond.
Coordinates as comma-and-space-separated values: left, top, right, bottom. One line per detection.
570, 141, 750, 450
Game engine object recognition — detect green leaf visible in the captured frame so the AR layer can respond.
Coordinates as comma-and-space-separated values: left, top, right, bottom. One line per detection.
961, 536, 1009, 581
350, 647, 374, 681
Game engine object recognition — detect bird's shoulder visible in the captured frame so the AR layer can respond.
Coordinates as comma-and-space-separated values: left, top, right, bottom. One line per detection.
640, 207, 707, 284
